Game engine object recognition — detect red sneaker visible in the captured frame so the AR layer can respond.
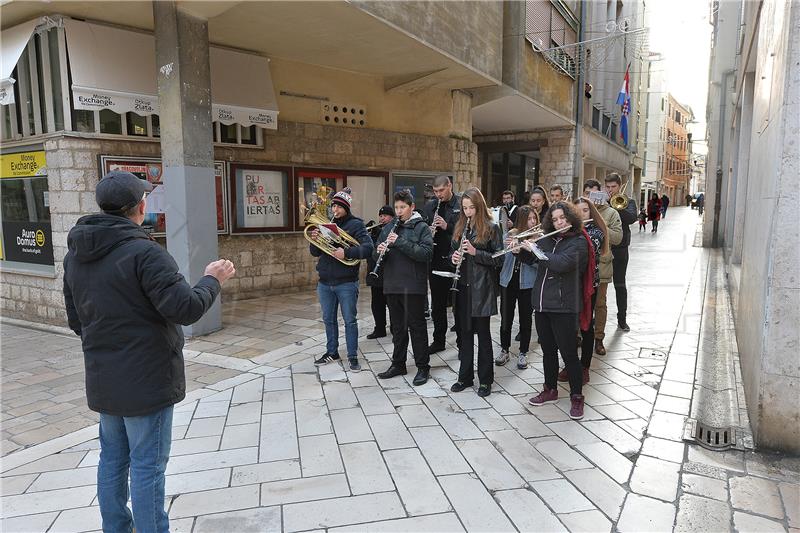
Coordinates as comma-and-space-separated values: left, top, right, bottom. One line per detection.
557, 368, 569, 382
570, 394, 585, 420
529, 385, 558, 406
582, 367, 590, 384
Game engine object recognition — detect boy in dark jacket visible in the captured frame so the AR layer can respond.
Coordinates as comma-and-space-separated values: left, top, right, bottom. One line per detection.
374, 190, 434, 385
366, 205, 395, 339
309, 188, 374, 371
63, 171, 235, 533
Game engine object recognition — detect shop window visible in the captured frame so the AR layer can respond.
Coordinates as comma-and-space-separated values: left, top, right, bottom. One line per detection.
126, 112, 148, 137
220, 122, 238, 144
230, 163, 293, 233
151, 115, 160, 137
240, 124, 257, 145
74, 109, 95, 133
0, 151, 54, 270
592, 106, 600, 130
99, 109, 122, 134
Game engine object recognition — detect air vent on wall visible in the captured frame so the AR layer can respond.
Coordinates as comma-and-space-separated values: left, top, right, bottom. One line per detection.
322, 102, 367, 127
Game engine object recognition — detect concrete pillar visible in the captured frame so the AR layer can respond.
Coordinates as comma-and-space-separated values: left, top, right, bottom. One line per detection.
730, 73, 754, 265
154, 1, 221, 336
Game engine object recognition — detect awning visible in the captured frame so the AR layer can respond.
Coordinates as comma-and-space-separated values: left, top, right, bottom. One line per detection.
0, 18, 40, 105
471, 86, 573, 134
63, 18, 278, 128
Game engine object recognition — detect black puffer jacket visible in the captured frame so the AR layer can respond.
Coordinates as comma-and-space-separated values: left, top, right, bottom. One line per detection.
613, 198, 638, 248
375, 213, 433, 295
310, 213, 373, 285
451, 223, 504, 317
527, 231, 588, 314
63, 214, 221, 417
423, 194, 461, 271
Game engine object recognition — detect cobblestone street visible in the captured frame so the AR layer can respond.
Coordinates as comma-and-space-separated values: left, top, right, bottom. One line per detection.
2, 207, 799, 532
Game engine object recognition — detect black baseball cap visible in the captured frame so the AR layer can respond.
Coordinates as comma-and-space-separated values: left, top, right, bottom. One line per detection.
379, 205, 395, 217
96, 171, 153, 214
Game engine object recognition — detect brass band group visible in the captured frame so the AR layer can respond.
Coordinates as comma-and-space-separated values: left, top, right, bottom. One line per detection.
306, 174, 638, 420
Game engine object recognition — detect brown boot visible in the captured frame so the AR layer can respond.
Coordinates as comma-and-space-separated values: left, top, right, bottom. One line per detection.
594, 339, 606, 355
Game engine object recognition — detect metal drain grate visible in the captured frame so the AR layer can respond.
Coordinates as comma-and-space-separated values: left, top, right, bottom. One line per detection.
684, 419, 739, 450
638, 347, 667, 359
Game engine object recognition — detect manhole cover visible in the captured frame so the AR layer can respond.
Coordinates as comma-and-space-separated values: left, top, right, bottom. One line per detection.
683, 418, 740, 450
638, 347, 667, 359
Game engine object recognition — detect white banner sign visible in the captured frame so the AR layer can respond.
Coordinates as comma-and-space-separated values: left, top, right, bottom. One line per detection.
213, 103, 277, 129
240, 169, 285, 227
0, 79, 15, 105
72, 86, 158, 116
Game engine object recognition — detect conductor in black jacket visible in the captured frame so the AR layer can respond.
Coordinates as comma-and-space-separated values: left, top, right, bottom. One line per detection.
422, 175, 461, 354
375, 190, 434, 385
604, 173, 637, 331
63, 171, 235, 533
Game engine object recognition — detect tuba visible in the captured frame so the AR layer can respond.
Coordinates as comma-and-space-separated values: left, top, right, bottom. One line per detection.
304, 212, 361, 266
609, 182, 630, 210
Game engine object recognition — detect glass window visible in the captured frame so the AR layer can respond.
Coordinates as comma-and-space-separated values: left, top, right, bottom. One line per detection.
391, 173, 439, 211
240, 125, 257, 145
99, 110, 122, 134
592, 107, 600, 130
220, 123, 237, 143
151, 114, 160, 137
297, 170, 344, 226
48, 29, 64, 131
231, 164, 292, 233
126, 112, 147, 136
74, 109, 95, 132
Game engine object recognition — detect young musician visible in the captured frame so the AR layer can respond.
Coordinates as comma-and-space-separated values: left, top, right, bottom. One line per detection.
549, 185, 565, 204
501, 190, 517, 229
309, 188, 374, 372
449, 188, 503, 397
583, 179, 622, 355
558, 198, 608, 384
423, 175, 461, 354
366, 206, 395, 339
375, 191, 434, 386
524, 202, 588, 419
496, 205, 538, 370
605, 173, 637, 332
529, 186, 550, 222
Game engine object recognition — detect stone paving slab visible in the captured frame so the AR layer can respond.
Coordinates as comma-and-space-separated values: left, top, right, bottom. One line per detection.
2, 208, 799, 532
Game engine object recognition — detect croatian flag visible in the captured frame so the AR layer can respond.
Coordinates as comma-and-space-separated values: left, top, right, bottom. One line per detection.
617, 65, 631, 146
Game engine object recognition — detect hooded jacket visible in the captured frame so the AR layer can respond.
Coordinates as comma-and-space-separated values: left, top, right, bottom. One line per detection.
63, 213, 220, 417
310, 213, 373, 285
374, 212, 434, 295
527, 231, 588, 314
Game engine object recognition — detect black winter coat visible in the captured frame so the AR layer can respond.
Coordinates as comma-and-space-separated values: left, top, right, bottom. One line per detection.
423, 194, 461, 271
63, 214, 221, 417
310, 213, 373, 285
375, 213, 433, 295
451, 223, 504, 317
613, 197, 638, 248
527, 232, 588, 314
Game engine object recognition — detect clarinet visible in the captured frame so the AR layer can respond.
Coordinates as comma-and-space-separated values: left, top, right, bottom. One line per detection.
368, 218, 399, 278
450, 218, 471, 292
430, 198, 442, 237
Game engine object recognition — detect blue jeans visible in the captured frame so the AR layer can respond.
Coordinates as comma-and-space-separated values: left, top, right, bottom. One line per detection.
98, 405, 173, 533
317, 281, 359, 359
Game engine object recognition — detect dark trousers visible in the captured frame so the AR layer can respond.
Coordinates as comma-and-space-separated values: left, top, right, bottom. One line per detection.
536, 312, 582, 395
386, 293, 430, 370
455, 291, 493, 385
652, 219, 659, 231
580, 291, 598, 369
370, 286, 388, 332
500, 271, 532, 353
429, 273, 459, 345
612, 246, 629, 324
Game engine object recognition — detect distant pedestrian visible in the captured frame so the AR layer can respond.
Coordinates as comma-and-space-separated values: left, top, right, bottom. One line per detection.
648, 193, 662, 233
638, 208, 647, 232
63, 171, 235, 533
685, 193, 693, 207
696, 193, 705, 215
660, 194, 670, 218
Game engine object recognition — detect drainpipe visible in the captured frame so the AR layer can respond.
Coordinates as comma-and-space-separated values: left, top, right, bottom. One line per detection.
571, 0, 587, 196
712, 69, 734, 248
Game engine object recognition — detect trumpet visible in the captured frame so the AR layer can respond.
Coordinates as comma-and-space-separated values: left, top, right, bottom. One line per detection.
369, 219, 399, 278
609, 182, 629, 210
450, 218, 471, 292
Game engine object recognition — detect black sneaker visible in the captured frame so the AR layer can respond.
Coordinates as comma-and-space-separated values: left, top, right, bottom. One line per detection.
348, 358, 362, 372
514, 332, 521, 342
618, 322, 631, 332
412, 368, 429, 386
477, 384, 492, 397
377, 365, 407, 380
427, 343, 446, 355
450, 381, 473, 392
314, 353, 340, 366
366, 330, 387, 340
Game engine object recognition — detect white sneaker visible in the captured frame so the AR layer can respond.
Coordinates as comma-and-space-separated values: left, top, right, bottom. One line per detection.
495, 350, 510, 366
517, 352, 528, 370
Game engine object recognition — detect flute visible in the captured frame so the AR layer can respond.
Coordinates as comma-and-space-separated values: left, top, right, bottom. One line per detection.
450, 218, 471, 292
368, 219, 399, 278
490, 221, 591, 258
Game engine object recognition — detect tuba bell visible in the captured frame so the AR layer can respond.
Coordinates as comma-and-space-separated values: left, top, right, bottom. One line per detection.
609, 182, 629, 210
304, 212, 361, 266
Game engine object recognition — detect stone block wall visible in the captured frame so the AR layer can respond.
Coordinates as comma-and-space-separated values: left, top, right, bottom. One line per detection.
1, 121, 477, 325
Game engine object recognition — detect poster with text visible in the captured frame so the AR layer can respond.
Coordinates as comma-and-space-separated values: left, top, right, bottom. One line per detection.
236, 168, 288, 229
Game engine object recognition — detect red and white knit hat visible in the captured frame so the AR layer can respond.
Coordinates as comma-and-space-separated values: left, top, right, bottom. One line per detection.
331, 187, 353, 212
